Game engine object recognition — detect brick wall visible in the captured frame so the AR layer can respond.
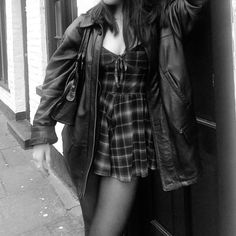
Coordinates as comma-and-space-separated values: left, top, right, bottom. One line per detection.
0, 0, 26, 114
26, 0, 65, 153
27, 0, 100, 153
26, 0, 47, 123
0, 0, 101, 152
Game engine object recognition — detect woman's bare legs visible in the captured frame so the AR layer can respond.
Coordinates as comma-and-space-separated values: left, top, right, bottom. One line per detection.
88, 175, 139, 236
78, 172, 101, 236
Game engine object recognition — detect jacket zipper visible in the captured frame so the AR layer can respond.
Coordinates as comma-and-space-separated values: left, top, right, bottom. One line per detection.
81, 24, 103, 198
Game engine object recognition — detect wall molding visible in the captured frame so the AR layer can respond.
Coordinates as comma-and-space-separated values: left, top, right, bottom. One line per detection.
0, 99, 26, 121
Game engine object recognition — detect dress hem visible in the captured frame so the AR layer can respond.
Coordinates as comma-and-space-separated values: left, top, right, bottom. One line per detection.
93, 165, 158, 183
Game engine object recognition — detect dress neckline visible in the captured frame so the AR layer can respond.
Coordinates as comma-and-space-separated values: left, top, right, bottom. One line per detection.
102, 42, 143, 57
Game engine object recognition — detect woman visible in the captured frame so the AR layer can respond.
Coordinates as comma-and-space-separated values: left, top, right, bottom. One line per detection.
31, 0, 206, 235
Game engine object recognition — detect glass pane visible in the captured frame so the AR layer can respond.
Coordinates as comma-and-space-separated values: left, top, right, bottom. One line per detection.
55, 0, 63, 38
0, 0, 7, 84
232, 0, 236, 108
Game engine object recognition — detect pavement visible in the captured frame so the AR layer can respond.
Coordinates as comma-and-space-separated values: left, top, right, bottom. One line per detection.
0, 110, 85, 236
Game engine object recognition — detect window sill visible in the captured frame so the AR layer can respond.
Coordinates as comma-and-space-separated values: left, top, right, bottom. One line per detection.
0, 81, 10, 93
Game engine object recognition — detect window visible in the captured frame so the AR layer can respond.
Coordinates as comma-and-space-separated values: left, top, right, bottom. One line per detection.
0, 0, 8, 89
54, 0, 63, 48
45, 0, 77, 58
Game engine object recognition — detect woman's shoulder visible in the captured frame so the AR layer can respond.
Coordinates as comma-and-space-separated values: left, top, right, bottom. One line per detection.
66, 13, 94, 33
61, 13, 94, 45
68, 3, 102, 31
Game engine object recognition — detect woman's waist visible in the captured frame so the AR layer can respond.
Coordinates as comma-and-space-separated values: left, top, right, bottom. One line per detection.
99, 86, 146, 95
98, 77, 147, 94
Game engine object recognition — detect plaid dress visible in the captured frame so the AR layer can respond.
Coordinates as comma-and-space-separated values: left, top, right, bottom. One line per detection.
91, 43, 159, 182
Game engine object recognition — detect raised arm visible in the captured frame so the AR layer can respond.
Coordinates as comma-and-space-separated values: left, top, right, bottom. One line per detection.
30, 17, 84, 146
163, 0, 207, 38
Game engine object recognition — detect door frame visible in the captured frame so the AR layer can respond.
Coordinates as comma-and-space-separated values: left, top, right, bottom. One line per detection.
21, 0, 30, 120
211, 0, 236, 235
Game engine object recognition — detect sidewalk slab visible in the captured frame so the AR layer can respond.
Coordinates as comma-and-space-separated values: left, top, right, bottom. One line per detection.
0, 150, 8, 169
48, 172, 82, 217
18, 226, 51, 236
0, 132, 19, 150
7, 119, 32, 149
0, 165, 50, 196
0, 180, 6, 199
0, 184, 66, 235
0, 110, 85, 236
0, 146, 29, 167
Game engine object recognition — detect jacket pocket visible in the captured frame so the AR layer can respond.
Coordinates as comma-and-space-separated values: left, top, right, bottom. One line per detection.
164, 70, 190, 106
180, 122, 197, 145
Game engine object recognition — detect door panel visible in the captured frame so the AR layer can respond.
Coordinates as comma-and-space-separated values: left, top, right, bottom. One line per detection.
191, 126, 218, 236
185, 4, 215, 123
186, 3, 218, 235
126, 2, 217, 236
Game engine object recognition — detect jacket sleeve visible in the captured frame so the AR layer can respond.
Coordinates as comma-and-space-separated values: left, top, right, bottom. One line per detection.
30, 16, 84, 146
165, 0, 207, 38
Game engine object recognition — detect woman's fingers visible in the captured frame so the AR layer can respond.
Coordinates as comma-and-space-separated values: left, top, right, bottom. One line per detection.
31, 158, 49, 177
31, 158, 41, 169
45, 144, 51, 171
42, 147, 51, 176
42, 159, 50, 177
32, 144, 51, 177
31, 158, 48, 177
32, 150, 43, 169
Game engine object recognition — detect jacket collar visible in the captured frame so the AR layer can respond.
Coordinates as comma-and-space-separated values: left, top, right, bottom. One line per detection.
79, 11, 104, 28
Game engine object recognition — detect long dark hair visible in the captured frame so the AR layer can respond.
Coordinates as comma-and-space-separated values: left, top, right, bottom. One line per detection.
89, 0, 165, 49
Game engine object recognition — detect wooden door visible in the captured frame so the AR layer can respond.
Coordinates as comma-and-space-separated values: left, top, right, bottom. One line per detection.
125, 2, 219, 236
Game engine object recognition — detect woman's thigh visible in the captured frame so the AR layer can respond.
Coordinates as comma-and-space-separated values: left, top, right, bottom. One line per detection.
89, 175, 139, 236
79, 172, 101, 235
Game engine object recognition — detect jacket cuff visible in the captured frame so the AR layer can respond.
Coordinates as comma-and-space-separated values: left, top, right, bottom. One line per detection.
30, 125, 58, 146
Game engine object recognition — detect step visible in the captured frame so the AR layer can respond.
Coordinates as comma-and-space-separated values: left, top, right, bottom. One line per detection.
7, 119, 32, 150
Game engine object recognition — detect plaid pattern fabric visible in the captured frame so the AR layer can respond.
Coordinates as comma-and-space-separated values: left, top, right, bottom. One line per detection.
92, 44, 158, 182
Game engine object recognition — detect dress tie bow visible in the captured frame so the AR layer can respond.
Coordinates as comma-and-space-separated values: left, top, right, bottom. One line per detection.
114, 56, 128, 88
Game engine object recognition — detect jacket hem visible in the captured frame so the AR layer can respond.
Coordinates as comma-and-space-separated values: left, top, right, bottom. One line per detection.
162, 174, 199, 191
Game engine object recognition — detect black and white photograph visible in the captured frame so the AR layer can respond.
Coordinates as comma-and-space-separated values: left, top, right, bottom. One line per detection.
0, 0, 235, 235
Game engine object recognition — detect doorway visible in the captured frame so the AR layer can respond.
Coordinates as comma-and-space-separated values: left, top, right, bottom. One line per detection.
126, 2, 219, 235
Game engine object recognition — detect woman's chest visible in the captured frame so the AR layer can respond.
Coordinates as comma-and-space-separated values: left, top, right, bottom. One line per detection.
102, 28, 126, 56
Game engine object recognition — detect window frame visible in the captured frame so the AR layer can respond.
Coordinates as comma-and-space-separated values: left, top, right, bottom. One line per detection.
45, 0, 77, 59
0, 0, 9, 91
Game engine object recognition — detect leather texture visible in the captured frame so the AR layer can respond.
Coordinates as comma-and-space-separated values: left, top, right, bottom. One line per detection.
50, 28, 91, 125
30, 0, 207, 199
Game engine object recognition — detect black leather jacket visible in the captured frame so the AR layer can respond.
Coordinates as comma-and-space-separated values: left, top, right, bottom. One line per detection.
30, 0, 206, 199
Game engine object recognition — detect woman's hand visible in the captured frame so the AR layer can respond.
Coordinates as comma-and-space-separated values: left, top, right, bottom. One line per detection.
32, 143, 51, 177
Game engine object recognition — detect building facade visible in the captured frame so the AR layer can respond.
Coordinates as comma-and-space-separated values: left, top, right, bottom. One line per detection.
0, 0, 98, 152
1, 1, 236, 236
